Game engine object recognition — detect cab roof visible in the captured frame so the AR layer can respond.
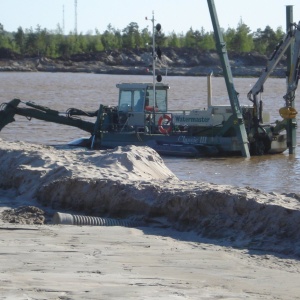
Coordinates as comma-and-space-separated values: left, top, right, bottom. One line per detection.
116, 83, 170, 90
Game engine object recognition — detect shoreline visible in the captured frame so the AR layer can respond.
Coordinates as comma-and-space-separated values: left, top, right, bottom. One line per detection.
0, 51, 287, 77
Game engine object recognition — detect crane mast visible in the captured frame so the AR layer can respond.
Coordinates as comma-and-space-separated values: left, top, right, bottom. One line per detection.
286, 6, 300, 154
207, 0, 250, 158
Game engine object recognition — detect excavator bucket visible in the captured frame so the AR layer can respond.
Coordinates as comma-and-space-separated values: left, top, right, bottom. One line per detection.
0, 99, 21, 131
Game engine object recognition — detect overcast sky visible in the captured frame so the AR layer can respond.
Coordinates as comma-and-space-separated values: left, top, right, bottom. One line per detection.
1, 0, 299, 34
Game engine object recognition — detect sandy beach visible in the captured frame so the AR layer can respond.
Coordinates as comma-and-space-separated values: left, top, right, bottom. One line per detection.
1, 138, 300, 299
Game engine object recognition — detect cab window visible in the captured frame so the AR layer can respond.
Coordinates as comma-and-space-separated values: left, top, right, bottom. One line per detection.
119, 89, 145, 112
133, 90, 145, 112
119, 90, 132, 112
146, 88, 167, 111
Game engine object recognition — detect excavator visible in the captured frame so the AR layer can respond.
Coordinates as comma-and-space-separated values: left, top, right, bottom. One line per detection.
246, 19, 300, 155
0, 0, 299, 157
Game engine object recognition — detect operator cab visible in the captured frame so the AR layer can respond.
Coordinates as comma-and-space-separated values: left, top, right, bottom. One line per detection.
117, 83, 169, 112
116, 83, 169, 128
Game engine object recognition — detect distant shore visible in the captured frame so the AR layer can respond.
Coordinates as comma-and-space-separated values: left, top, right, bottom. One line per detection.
0, 48, 287, 77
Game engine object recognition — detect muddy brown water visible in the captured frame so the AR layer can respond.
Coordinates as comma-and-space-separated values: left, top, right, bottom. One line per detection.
0, 72, 299, 193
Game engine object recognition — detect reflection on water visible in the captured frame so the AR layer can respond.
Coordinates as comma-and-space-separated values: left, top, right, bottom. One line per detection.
0, 72, 299, 194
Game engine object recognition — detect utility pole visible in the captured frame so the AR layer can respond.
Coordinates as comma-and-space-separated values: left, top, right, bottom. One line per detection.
74, 0, 78, 35
62, 5, 65, 34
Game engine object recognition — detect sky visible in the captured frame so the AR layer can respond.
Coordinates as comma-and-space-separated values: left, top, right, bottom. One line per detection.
1, 0, 300, 35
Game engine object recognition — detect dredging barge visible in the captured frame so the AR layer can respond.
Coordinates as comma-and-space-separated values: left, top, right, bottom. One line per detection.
0, 0, 299, 158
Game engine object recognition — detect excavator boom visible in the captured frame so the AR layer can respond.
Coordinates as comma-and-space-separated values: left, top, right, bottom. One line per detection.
248, 21, 300, 101
0, 99, 95, 134
285, 21, 300, 103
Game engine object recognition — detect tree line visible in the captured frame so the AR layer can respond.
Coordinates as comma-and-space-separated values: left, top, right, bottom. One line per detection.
0, 21, 286, 59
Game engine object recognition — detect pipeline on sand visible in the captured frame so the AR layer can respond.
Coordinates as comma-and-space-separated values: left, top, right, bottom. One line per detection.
52, 212, 143, 227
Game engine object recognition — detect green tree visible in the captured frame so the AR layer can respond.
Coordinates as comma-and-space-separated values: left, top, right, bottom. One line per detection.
35, 26, 52, 56
14, 27, 26, 55
85, 29, 104, 52
122, 22, 141, 48
199, 31, 215, 50
24, 27, 38, 56
0, 23, 12, 49
101, 24, 121, 50
252, 28, 267, 53
184, 28, 196, 47
253, 26, 281, 55
229, 20, 253, 52
167, 31, 181, 48
140, 27, 151, 48
0, 18, 287, 59
77, 33, 88, 52
224, 27, 236, 50
155, 30, 167, 48
57, 38, 71, 57
264, 26, 278, 53
177, 33, 186, 48
53, 25, 69, 57
69, 34, 81, 54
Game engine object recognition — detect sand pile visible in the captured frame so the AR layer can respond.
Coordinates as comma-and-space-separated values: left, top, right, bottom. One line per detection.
1, 205, 45, 224
1, 138, 300, 257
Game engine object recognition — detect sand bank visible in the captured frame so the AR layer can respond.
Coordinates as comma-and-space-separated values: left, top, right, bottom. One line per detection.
0, 139, 300, 299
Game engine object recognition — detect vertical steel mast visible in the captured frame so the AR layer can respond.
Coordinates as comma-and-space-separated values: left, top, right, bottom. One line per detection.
286, 5, 297, 154
147, 12, 162, 107
207, 0, 250, 158
151, 12, 156, 106
146, 12, 157, 106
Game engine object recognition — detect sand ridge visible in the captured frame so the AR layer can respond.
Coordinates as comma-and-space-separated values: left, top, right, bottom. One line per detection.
0, 138, 300, 257
1, 138, 300, 299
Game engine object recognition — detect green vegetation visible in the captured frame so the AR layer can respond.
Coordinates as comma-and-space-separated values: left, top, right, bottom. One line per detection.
0, 21, 285, 58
